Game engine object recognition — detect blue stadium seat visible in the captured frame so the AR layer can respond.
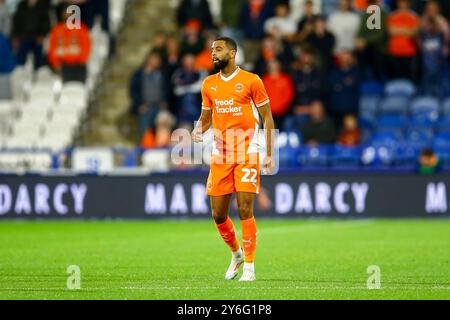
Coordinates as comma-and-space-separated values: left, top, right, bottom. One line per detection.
371, 131, 404, 147
359, 95, 380, 116
358, 115, 376, 130
434, 147, 450, 169
376, 114, 409, 130
434, 132, 450, 148
436, 116, 450, 133
395, 145, 420, 167
409, 112, 439, 128
277, 132, 301, 149
331, 145, 361, 168
279, 145, 298, 168
379, 96, 409, 115
360, 81, 384, 96
297, 145, 331, 167
361, 145, 397, 167
283, 115, 308, 133
385, 79, 416, 97
442, 98, 450, 115
411, 96, 440, 113
406, 129, 434, 149
361, 129, 373, 144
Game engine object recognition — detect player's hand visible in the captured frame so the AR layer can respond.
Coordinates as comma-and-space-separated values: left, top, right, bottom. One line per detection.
191, 126, 203, 143
262, 156, 276, 175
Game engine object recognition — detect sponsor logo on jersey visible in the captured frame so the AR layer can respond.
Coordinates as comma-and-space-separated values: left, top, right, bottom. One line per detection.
214, 98, 243, 116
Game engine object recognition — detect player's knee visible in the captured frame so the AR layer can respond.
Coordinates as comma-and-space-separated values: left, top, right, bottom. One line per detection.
237, 203, 253, 220
212, 210, 228, 224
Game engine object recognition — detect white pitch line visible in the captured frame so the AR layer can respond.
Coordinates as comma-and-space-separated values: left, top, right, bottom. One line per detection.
0, 285, 448, 291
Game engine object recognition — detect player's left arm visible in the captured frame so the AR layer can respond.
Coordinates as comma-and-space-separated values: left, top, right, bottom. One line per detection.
257, 103, 276, 175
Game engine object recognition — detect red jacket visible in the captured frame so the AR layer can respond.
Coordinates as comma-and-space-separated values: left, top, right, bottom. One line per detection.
48, 22, 91, 69
262, 73, 294, 117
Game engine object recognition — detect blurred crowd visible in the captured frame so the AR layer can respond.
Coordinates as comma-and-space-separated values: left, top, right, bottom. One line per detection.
0, 0, 111, 87
130, 0, 450, 150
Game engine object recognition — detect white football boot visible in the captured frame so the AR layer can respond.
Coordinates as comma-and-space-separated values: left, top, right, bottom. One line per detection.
238, 262, 256, 282
224, 248, 244, 280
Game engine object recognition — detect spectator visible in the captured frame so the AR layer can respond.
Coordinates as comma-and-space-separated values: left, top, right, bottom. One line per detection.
0, 0, 11, 36
253, 35, 294, 75
163, 36, 181, 114
151, 31, 167, 58
291, 48, 325, 117
435, 0, 450, 22
262, 59, 294, 129
327, 0, 360, 54
301, 100, 336, 146
220, 0, 245, 41
0, 32, 15, 99
417, 147, 441, 174
419, 17, 447, 97
337, 114, 361, 146
328, 51, 361, 123
387, 0, 420, 80
11, 0, 50, 69
264, 2, 297, 40
130, 51, 169, 139
294, 0, 317, 43
172, 54, 205, 124
0, 32, 15, 73
421, 0, 449, 56
82, 0, 110, 32
306, 15, 336, 72
355, 0, 388, 81
140, 110, 176, 149
239, 0, 274, 63
180, 19, 205, 57
176, 0, 213, 30
194, 34, 214, 72
48, 5, 91, 83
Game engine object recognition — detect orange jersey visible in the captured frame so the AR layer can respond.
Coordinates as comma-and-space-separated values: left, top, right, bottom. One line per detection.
201, 67, 270, 160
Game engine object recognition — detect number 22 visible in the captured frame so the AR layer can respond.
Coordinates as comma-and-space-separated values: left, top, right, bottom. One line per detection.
241, 168, 257, 183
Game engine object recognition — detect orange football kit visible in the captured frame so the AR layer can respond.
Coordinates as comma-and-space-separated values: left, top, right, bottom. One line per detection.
201, 67, 270, 196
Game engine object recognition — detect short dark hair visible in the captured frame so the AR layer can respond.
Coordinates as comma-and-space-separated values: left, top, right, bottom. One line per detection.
421, 148, 435, 157
214, 37, 237, 51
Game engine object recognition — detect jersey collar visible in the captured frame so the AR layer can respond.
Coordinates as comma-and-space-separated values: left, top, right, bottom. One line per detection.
220, 67, 240, 82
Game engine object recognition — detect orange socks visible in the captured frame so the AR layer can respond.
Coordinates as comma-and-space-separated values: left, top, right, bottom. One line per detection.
241, 216, 257, 263
216, 217, 240, 252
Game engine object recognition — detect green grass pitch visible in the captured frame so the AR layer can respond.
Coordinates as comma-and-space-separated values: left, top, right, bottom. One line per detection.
0, 219, 449, 300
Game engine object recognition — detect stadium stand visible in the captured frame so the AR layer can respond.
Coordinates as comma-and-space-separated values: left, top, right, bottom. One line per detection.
0, 0, 128, 172
1, 0, 450, 174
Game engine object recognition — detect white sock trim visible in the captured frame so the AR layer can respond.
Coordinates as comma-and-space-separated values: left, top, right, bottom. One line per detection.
243, 262, 254, 272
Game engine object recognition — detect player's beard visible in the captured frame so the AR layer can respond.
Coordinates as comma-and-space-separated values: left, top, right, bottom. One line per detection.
213, 57, 230, 72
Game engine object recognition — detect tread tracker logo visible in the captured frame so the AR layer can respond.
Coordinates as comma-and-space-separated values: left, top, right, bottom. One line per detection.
214, 98, 243, 116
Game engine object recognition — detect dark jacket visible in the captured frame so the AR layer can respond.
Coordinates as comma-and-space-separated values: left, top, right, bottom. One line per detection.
328, 65, 361, 116
0, 34, 15, 73
12, 0, 50, 39
129, 67, 169, 115
306, 31, 336, 72
302, 117, 336, 145
292, 67, 326, 106
177, 0, 213, 29
239, 0, 274, 40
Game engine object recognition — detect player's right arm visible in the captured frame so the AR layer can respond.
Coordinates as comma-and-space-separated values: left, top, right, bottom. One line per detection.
192, 108, 212, 142
192, 79, 213, 142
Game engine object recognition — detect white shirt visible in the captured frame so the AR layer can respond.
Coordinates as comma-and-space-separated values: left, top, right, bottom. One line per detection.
327, 11, 361, 53
264, 16, 298, 36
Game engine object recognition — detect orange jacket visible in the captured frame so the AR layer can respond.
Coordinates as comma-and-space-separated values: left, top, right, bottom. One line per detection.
262, 73, 294, 117
48, 22, 91, 69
